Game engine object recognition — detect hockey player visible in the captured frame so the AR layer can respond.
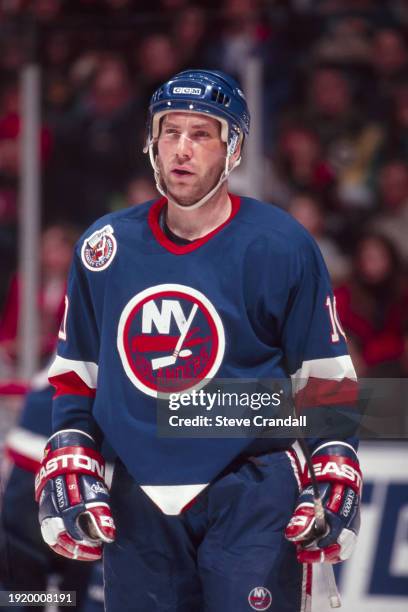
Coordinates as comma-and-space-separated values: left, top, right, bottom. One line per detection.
35, 70, 361, 612
1, 372, 107, 612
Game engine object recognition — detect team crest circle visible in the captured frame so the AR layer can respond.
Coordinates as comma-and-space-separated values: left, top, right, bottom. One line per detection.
248, 587, 272, 611
81, 224, 117, 271
117, 284, 225, 398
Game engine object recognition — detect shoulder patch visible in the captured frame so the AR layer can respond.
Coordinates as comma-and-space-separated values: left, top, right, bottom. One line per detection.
81, 224, 117, 272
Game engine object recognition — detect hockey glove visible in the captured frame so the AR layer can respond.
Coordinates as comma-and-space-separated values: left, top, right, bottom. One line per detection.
285, 442, 361, 563
35, 429, 116, 561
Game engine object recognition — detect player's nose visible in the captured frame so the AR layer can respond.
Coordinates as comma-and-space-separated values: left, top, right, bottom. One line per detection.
175, 133, 193, 160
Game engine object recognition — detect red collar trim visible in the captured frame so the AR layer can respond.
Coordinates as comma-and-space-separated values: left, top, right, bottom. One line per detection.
148, 193, 241, 254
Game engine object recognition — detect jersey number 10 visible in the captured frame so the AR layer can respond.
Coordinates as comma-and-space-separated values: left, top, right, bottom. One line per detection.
325, 296, 346, 343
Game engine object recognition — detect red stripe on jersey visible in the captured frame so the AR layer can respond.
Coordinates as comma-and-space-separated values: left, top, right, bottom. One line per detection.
66, 473, 81, 505
132, 331, 209, 353
5, 447, 40, 473
49, 371, 96, 398
294, 377, 358, 411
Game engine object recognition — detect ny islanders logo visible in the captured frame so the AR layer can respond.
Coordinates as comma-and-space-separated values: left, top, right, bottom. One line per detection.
81, 225, 117, 271
248, 587, 272, 610
117, 284, 225, 397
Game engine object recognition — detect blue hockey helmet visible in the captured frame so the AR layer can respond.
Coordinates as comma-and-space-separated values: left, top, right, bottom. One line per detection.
145, 69, 250, 154
144, 69, 250, 210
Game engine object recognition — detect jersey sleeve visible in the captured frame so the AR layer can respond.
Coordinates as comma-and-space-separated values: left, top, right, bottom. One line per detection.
48, 247, 101, 440
279, 231, 359, 449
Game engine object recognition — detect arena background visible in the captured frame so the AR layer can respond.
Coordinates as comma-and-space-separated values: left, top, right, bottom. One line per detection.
0, 1, 407, 610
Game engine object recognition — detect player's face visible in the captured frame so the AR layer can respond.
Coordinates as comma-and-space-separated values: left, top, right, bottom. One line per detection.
156, 112, 227, 207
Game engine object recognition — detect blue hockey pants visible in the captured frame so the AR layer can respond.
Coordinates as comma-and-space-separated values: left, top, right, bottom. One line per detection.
103, 449, 311, 612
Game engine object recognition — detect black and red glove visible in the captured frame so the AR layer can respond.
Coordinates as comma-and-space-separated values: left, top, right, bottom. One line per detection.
285, 441, 362, 563
35, 429, 116, 561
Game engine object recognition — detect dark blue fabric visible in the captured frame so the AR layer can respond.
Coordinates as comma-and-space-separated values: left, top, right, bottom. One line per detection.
19, 386, 55, 436
53, 196, 358, 491
103, 450, 304, 612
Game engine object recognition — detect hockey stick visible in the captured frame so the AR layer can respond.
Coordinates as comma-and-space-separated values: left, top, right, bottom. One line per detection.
297, 437, 342, 609
151, 304, 198, 370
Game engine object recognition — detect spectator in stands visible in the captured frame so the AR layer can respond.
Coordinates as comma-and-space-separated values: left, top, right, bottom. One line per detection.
266, 124, 335, 207
29, 0, 63, 23
159, 0, 189, 8
134, 34, 181, 104
68, 50, 101, 101
205, 0, 269, 78
0, 0, 25, 20
288, 192, 350, 284
0, 224, 78, 374
372, 82, 408, 167
171, 5, 208, 68
369, 159, 408, 264
41, 32, 76, 121
304, 66, 359, 147
364, 27, 408, 123
105, 0, 135, 13
312, 11, 372, 67
0, 34, 27, 81
299, 65, 384, 208
46, 57, 146, 225
391, 82, 408, 158
109, 175, 157, 211
335, 233, 408, 372
125, 176, 158, 207
102, 1, 139, 60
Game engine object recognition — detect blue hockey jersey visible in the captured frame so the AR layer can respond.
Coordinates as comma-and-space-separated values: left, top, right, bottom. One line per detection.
49, 194, 357, 514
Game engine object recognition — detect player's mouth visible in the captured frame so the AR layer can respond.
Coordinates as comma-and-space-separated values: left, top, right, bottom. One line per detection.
171, 168, 195, 177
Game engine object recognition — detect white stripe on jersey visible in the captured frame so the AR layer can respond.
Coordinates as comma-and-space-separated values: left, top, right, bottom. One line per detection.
6, 427, 47, 462
286, 450, 302, 491
49, 355, 99, 389
140, 483, 209, 515
301, 563, 312, 612
290, 355, 357, 394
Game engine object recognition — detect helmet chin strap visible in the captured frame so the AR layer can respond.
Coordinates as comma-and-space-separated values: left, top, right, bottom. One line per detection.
148, 141, 241, 212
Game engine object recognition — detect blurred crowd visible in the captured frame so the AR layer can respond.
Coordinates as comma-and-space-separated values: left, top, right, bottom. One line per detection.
0, 0, 407, 379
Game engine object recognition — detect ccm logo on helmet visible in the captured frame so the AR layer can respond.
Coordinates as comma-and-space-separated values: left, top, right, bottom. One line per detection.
312, 461, 362, 489
172, 87, 202, 95
35, 454, 105, 490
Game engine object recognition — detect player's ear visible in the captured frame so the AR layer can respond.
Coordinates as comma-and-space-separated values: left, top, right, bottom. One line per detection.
230, 137, 243, 168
